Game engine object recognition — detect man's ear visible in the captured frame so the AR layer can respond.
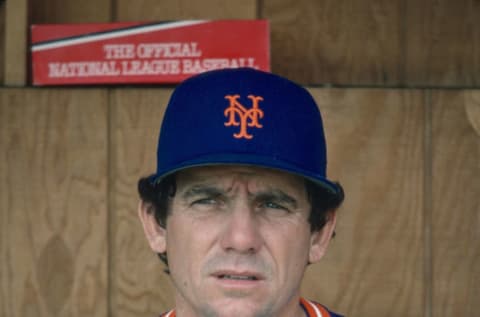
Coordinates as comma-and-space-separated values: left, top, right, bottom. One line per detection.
308, 212, 337, 263
138, 200, 167, 253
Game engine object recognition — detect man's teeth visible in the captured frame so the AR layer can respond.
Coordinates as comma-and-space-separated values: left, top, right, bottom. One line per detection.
221, 275, 257, 280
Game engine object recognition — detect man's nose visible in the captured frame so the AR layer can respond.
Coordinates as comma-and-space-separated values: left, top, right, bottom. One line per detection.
219, 200, 263, 254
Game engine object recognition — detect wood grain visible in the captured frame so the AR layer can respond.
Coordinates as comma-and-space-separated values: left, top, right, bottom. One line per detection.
29, 0, 111, 23
0, 2, 5, 84
261, 0, 480, 86
261, 0, 404, 85
115, 0, 256, 21
0, 89, 108, 317
4, 0, 28, 85
431, 90, 480, 316
301, 88, 425, 316
109, 88, 175, 317
405, 1, 480, 86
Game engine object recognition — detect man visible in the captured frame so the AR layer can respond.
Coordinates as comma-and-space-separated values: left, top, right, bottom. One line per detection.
137, 68, 345, 317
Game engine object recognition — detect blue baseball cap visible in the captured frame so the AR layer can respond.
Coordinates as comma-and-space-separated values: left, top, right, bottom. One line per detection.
150, 67, 340, 194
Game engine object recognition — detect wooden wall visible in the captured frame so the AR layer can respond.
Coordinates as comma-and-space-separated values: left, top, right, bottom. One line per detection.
264, 0, 480, 86
1, 1, 479, 317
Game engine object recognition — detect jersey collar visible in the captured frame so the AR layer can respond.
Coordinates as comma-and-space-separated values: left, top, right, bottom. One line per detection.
162, 297, 332, 317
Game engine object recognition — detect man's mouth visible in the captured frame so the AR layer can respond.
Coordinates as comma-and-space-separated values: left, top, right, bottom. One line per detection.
218, 274, 258, 281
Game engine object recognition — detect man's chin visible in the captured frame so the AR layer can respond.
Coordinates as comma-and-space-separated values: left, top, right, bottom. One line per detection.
203, 305, 270, 317
202, 296, 273, 317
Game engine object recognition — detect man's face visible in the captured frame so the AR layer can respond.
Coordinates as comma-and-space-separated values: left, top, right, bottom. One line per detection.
139, 166, 336, 317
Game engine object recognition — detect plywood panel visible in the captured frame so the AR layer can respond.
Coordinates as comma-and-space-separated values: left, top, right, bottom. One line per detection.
29, 0, 111, 23
116, 0, 256, 21
0, 2, 6, 84
110, 89, 175, 317
261, 0, 404, 85
431, 90, 480, 316
302, 89, 425, 316
4, 0, 28, 85
0, 89, 108, 317
405, 1, 480, 86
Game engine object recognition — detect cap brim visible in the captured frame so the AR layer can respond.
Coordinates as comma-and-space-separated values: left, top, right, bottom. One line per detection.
149, 153, 341, 195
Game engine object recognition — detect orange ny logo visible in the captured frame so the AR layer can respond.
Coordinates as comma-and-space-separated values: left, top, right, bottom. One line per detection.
224, 94, 264, 139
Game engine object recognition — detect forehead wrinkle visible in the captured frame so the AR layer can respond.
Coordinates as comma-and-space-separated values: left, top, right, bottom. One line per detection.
179, 170, 252, 191
176, 166, 306, 200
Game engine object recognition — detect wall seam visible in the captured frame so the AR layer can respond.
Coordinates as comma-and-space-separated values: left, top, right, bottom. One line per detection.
106, 88, 114, 317
423, 90, 433, 317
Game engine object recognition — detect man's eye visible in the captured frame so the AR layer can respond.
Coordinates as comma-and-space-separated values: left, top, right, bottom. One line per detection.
192, 198, 213, 205
262, 201, 288, 211
192, 198, 217, 205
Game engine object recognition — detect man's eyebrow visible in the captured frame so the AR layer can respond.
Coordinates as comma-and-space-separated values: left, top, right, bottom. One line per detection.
180, 184, 225, 200
254, 189, 298, 208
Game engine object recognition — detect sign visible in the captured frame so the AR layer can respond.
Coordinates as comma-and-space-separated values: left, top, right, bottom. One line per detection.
31, 20, 269, 85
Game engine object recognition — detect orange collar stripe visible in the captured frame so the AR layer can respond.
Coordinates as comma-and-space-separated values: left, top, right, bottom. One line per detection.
300, 297, 332, 317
